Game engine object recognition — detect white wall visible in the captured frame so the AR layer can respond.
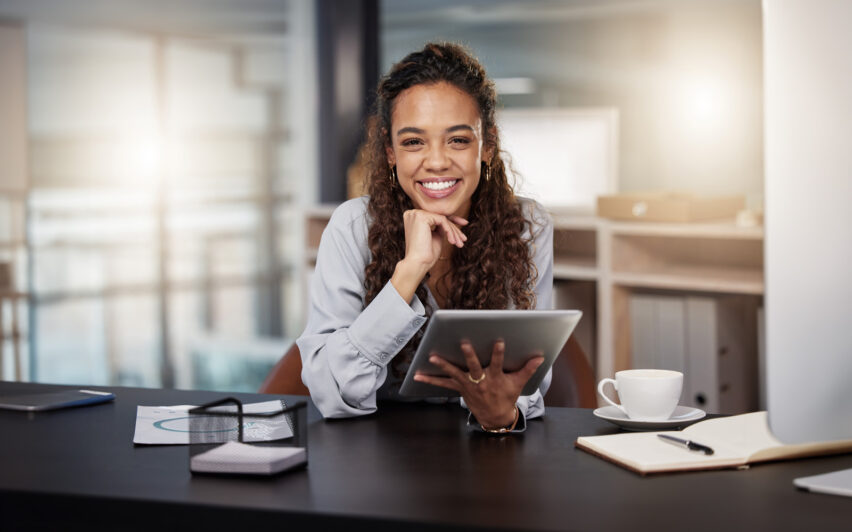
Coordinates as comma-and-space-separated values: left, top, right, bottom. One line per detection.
764, 0, 852, 442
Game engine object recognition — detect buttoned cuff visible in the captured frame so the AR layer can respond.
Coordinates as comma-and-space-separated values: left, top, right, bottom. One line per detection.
347, 281, 427, 367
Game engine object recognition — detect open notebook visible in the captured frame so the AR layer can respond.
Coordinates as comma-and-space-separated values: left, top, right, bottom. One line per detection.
576, 412, 852, 475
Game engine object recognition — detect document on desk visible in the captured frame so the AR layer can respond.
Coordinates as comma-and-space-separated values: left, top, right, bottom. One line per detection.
133, 400, 294, 445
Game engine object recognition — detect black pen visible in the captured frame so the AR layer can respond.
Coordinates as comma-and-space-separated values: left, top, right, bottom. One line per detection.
657, 434, 715, 455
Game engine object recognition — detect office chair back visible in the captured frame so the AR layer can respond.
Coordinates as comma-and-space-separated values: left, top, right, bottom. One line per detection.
544, 335, 597, 408
259, 343, 310, 395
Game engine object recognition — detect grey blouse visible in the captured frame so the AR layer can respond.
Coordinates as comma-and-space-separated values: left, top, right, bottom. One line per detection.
297, 196, 554, 422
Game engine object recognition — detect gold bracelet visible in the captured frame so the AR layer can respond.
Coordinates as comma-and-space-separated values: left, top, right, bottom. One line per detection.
481, 406, 520, 434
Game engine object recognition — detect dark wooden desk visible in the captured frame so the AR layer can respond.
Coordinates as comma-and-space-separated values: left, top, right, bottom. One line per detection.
0, 381, 850, 531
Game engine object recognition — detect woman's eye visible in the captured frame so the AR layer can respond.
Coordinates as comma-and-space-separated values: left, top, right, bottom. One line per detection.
401, 138, 423, 147
450, 137, 471, 145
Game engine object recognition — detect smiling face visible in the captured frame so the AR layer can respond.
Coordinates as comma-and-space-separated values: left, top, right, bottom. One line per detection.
386, 81, 491, 218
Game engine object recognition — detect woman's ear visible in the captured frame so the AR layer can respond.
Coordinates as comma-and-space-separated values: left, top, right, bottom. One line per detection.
483, 148, 495, 168
382, 126, 396, 166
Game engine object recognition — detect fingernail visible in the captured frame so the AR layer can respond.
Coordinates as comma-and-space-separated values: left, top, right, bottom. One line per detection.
429, 356, 438, 363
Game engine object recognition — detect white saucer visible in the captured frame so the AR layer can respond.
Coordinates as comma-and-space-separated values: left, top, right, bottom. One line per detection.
593, 405, 706, 431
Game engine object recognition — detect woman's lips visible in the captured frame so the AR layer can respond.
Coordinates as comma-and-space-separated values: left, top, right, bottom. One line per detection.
417, 179, 460, 199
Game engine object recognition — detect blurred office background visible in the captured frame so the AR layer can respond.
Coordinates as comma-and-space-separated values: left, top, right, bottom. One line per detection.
0, 0, 762, 392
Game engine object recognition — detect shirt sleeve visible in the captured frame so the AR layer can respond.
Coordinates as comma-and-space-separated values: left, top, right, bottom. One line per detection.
297, 200, 427, 418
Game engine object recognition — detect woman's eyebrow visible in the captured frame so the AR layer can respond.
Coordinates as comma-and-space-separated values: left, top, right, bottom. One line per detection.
396, 126, 425, 136
396, 124, 474, 136
445, 124, 475, 134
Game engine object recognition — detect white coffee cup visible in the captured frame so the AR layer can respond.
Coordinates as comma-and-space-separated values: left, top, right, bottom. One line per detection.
597, 369, 683, 421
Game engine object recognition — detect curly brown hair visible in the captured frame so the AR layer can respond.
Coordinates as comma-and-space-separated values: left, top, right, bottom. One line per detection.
362, 43, 539, 376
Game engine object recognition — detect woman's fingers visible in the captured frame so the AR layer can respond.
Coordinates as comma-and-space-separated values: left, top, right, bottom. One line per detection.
441, 225, 456, 246
414, 372, 461, 392
447, 216, 468, 245
459, 342, 485, 379
422, 211, 466, 248
448, 215, 469, 226
489, 340, 506, 373
428, 354, 466, 381
454, 223, 468, 244
514, 356, 545, 385
438, 217, 465, 248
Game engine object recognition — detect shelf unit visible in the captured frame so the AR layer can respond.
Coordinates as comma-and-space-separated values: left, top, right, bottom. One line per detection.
551, 212, 763, 379
303, 207, 765, 381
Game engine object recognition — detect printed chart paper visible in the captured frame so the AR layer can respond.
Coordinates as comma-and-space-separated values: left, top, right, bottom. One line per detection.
133, 400, 294, 444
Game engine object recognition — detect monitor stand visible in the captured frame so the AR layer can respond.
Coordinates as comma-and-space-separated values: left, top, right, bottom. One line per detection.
794, 468, 852, 498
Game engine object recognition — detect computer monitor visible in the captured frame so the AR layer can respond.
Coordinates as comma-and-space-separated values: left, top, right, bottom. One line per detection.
764, 0, 852, 494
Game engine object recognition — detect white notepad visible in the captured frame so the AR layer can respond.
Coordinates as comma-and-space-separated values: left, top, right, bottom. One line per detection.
190, 441, 306, 475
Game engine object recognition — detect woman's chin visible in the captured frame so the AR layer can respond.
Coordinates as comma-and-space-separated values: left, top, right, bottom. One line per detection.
416, 198, 467, 218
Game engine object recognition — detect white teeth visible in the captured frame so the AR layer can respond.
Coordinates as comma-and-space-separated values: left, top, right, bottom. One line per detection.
421, 180, 458, 191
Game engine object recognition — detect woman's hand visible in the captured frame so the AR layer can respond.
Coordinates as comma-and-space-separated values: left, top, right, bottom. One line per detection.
402, 209, 468, 268
391, 209, 468, 303
413, 340, 544, 430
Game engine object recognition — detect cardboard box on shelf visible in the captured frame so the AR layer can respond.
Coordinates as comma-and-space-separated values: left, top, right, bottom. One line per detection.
597, 193, 745, 223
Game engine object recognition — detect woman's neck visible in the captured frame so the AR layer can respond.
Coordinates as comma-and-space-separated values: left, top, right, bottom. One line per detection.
427, 260, 453, 309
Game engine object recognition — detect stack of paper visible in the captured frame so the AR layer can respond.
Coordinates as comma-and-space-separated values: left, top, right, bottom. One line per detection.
190, 441, 306, 475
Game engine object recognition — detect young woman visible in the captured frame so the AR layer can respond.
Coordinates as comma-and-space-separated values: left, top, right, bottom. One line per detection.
298, 42, 553, 432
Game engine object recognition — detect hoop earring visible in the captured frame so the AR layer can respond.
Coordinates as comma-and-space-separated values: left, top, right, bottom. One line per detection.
481, 161, 490, 182
389, 165, 398, 184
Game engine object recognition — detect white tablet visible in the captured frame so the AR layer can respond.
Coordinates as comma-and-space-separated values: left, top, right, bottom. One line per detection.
399, 309, 582, 398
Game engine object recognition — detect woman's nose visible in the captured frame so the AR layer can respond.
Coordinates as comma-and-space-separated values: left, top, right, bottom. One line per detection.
424, 145, 450, 172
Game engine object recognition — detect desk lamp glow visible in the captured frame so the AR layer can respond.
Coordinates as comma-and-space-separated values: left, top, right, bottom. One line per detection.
764, 0, 852, 496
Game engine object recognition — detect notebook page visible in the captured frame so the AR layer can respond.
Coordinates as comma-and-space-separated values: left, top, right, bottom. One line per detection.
682, 412, 782, 458
577, 431, 746, 474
